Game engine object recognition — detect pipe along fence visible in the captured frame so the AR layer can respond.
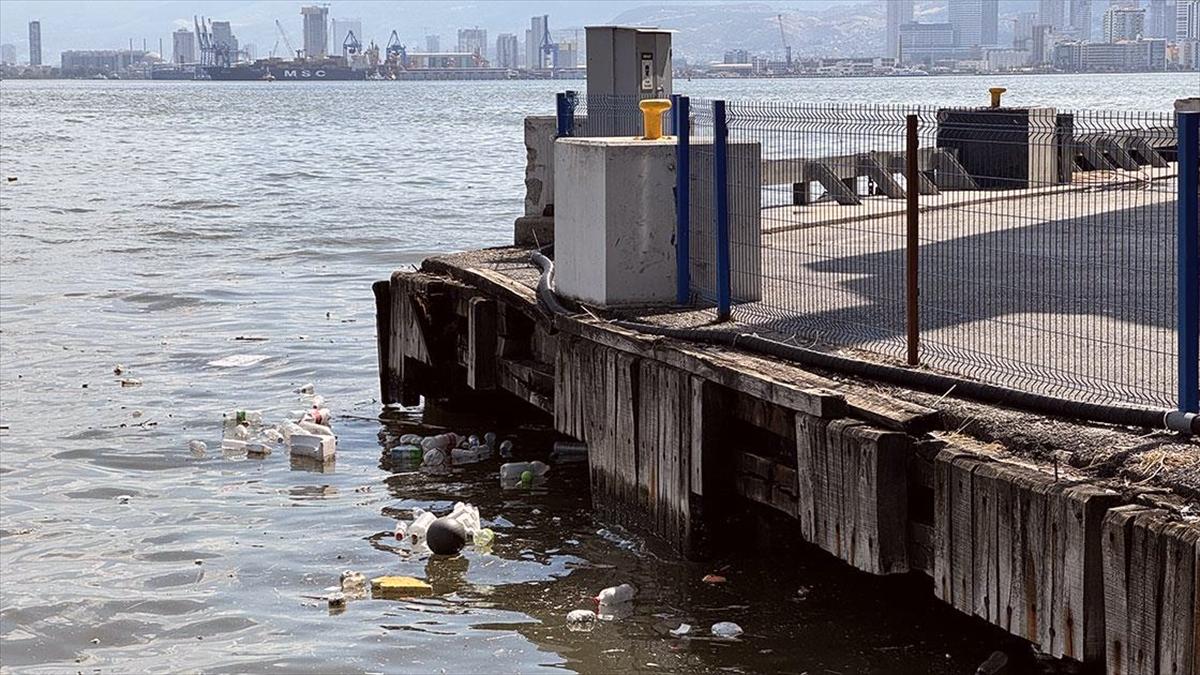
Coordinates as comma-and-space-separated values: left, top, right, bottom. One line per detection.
556, 92, 1200, 413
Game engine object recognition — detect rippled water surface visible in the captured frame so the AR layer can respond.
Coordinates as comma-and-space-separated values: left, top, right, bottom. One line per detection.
1, 75, 1195, 673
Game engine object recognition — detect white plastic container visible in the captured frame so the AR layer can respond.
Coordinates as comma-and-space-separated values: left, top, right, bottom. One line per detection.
594, 583, 636, 605
289, 433, 336, 460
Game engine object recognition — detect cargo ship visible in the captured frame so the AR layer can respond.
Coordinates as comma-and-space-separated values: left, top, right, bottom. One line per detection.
203, 60, 370, 81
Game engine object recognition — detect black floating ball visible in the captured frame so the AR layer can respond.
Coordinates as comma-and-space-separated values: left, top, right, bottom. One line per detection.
426, 517, 468, 555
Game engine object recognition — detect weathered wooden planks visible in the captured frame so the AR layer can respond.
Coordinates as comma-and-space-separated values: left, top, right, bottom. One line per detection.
795, 414, 909, 574
373, 280, 395, 404
1102, 505, 1198, 675
934, 447, 1125, 663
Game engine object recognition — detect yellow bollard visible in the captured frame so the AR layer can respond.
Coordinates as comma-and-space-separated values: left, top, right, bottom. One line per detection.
639, 98, 672, 140
989, 87, 1007, 108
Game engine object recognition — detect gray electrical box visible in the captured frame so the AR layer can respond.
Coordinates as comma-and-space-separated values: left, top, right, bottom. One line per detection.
585, 26, 672, 135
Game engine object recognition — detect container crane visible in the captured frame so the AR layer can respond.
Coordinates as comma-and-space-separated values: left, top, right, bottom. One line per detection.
777, 14, 792, 73
385, 30, 407, 68
275, 19, 300, 60
539, 20, 558, 69
343, 29, 362, 58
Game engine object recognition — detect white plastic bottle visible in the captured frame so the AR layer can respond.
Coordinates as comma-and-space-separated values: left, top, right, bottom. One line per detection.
407, 509, 436, 545
594, 583, 637, 605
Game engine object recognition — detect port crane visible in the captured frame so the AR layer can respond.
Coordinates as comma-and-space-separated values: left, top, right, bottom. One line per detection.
539, 18, 558, 69
385, 30, 408, 69
343, 29, 362, 58
777, 14, 793, 73
274, 19, 300, 60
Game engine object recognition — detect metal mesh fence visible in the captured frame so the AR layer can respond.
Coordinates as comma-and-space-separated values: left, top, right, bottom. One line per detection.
710, 101, 1180, 409
915, 108, 1178, 408
550, 91, 1190, 409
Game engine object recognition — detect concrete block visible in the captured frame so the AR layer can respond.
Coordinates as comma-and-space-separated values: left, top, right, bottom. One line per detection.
554, 136, 678, 306
522, 116, 558, 218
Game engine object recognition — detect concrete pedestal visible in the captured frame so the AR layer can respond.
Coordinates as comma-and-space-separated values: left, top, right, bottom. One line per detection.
554, 137, 678, 306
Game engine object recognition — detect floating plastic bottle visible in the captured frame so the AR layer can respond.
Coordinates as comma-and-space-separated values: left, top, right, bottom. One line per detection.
420, 433, 457, 452
473, 528, 495, 549
299, 420, 334, 437
406, 509, 436, 545
340, 570, 368, 599
188, 440, 207, 454
223, 410, 263, 426
422, 447, 448, 470
295, 383, 315, 395
279, 421, 307, 440
566, 609, 597, 631
306, 408, 331, 426
498, 439, 514, 459
594, 583, 637, 605
499, 461, 549, 481
399, 433, 423, 445
450, 447, 483, 465
711, 621, 743, 638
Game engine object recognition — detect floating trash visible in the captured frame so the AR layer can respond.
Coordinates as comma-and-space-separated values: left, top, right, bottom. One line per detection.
711, 621, 743, 639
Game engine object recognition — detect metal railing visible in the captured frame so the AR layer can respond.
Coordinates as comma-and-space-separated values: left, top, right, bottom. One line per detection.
555, 93, 1199, 412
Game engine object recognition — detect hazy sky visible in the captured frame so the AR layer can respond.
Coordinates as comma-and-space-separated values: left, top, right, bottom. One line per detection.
0, 0, 882, 61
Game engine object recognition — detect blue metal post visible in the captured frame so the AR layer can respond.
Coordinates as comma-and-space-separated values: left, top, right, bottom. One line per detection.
674, 95, 691, 305
714, 100, 731, 322
1177, 101, 1200, 412
556, 90, 576, 137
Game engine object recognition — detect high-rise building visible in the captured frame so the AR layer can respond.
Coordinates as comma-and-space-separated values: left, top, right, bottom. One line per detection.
211, 20, 238, 62
0, 43, 17, 64
1179, 0, 1200, 38
557, 41, 578, 68
301, 5, 329, 59
457, 27, 487, 58
1146, 0, 1171, 35
1069, 0, 1094, 38
331, 19, 363, 57
425, 34, 440, 52
949, 0, 1000, 46
886, 0, 914, 58
28, 21, 41, 66
525, 15, 549, 70
1104, 6, 1146, 39
1014, 12, 1038, 46
1032, 23, 1053, 63
172, 28, 195, 64
1109, 0, 1140, 7
899, 22, 974, 63
495, 33, 519, 68
1039, 0, 1068, 27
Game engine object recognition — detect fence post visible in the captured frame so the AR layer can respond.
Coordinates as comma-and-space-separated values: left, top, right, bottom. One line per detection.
1176, 98, 1200, 413
556, 90, 576, 138
906, 114, 920, 366
714, 99, 731, 322
674, 95, 691, 305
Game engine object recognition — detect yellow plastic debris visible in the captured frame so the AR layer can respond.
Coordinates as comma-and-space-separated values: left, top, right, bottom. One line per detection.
370, 575, 433, 598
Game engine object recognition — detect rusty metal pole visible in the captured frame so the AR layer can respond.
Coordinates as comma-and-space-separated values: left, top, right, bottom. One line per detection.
905, 114, 920, 366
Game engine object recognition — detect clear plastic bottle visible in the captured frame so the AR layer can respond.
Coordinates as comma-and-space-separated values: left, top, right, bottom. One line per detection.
306, 408, 331, 426
473, 528, 495, 549
499, 461, 549, 481
223, 410, 263, 426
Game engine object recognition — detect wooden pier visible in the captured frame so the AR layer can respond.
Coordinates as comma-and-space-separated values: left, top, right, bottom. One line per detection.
374, 247, 1197, 674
